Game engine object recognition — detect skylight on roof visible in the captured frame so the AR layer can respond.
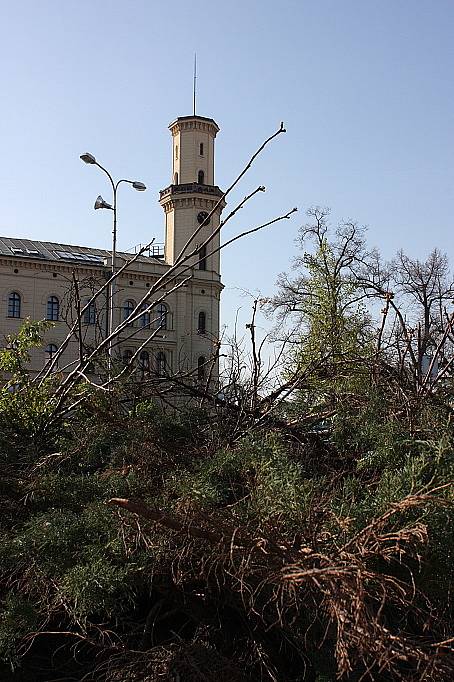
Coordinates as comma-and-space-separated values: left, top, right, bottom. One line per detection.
10, 246, 42, 258
54, 250, 104, 263
84, 254, 104, 262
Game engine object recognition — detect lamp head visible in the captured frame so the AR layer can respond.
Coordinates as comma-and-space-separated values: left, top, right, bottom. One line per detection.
132, 181, 146, 191
94, 195, 113, 210
80, 153, 97, 165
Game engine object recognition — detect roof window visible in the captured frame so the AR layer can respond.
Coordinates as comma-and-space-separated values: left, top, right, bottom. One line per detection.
54, 250, 103, 263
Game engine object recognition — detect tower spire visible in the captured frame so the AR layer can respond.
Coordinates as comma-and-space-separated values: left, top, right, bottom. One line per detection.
193, 53, 197, 116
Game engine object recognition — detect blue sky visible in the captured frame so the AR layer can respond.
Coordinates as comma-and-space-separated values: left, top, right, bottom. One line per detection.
1, 0, 453, 336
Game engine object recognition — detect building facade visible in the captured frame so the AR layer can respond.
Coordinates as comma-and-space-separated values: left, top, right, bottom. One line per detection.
0, 115, 224, 379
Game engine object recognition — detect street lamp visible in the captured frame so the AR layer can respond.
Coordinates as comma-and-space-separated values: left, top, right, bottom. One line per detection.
80, 152, 146, 368
80, 153, 96, 165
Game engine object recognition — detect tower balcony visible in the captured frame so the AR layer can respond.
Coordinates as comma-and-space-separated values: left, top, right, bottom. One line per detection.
159, 183, 224, 201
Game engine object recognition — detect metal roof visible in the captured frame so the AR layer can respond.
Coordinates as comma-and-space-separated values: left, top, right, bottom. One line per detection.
170, 114, 218, 126
0, 236, 163, 265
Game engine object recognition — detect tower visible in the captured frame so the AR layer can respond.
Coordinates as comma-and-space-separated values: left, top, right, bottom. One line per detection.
159, 115, 225, 272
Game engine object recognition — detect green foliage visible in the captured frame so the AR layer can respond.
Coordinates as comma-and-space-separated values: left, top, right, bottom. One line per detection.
296, 238, 371, 367
10, 505, 116, 574
61, 560, 134, 620
135, 399, 209, 447
332, 388, 407, 464
0, 320, 61, 460
0, 594, 38, 666
0, 319, 53, 384
177, 434, 320, 528
0, 383, 59, 461
272, 214, 377, 438
0, 379, 453, 680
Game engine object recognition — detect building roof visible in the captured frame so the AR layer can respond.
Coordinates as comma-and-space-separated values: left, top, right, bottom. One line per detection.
0, 236, 164, 265
168, 115, 220, 134
171, 114, 218, 126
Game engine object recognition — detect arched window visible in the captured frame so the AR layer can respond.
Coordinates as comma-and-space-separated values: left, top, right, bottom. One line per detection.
155, 351, 166, 377
123, 300, 135, 326
139, 350, 150, 372
45, 343, 58, 365
8, 292, 21, 318
174, 172, 179, 185
197, 170, 204, 184
175, 145, 178, 160
199, 142, 204, 156
140, 304, 151, 328
155, 303, 168, 330
122, 349, 133, 365
197, 356, 206, 381
83, 300, 96, 325
198, 244, 207, 271
198, 311, 206, 334
47, 295, 59, 321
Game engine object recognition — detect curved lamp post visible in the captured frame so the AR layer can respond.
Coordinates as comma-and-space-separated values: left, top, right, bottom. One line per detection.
80, 153, 146, 367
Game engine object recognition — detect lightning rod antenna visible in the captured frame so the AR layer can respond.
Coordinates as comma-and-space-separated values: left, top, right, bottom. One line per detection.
193, 53, 197, 116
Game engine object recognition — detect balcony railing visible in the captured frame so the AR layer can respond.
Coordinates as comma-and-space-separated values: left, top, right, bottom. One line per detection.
127, 243, 165, 259
159, 183, 224, 200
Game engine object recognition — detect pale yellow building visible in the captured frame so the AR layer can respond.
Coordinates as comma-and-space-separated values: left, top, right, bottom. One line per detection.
0, 114, 224, 381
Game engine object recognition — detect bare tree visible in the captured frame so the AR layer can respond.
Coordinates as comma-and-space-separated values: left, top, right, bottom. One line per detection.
357, 247, 454, 395
392, 248, 454, 380
27, 123, 297, 423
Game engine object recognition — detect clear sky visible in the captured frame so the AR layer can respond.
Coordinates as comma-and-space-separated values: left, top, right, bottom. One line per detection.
1, 0, 453, 337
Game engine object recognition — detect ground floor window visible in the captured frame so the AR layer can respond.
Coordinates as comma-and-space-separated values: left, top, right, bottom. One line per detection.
122, 349, 133, 365
45, 343, 58, 367
155, 351, 167, 376
139, 350, 150, 372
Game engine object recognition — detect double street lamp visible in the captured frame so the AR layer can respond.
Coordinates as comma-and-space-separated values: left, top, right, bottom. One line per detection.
80, 152, 146, 366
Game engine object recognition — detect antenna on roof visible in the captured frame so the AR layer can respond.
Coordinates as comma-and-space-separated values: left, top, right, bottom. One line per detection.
193, 53, 197, 116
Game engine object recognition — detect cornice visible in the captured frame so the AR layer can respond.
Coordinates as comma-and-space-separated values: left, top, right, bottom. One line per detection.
169, 116, 219, 137
0, 257, 107, 277
0, 257, 172, 281
160, 195, 225, 213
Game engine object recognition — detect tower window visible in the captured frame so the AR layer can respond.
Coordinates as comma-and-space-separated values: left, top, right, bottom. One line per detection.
198, 244, 207, 271
174, 172, 178, 185
199, 143, 204, 156
46, 295, 59, 321
197, 356, 206, 381
198, 311, 206, 334
198, 170, 204, 184
175, 145, 178, 160
8, 292, 21, 318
